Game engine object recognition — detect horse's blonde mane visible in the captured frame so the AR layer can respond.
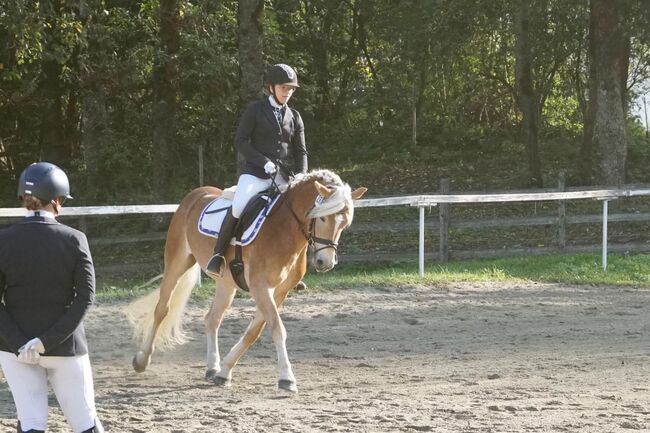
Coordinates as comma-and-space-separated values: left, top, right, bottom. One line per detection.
291, 169, 353, 219
290, 169, 344, 188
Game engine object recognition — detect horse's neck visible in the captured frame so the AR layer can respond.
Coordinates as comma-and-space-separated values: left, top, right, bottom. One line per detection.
254, 182, 315, 258
283, 181, 318, 220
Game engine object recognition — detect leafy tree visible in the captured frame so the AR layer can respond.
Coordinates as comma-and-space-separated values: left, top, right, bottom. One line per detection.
1, 0, 649, 207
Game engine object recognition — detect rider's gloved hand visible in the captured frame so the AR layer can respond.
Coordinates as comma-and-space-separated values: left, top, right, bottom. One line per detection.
264, 160, 277, 175
17, 338, 45, 364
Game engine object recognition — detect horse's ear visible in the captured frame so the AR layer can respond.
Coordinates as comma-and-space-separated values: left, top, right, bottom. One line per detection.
351, 187, 367, 200
314, 181, 334, 198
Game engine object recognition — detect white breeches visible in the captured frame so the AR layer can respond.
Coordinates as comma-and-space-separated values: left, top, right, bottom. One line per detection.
0, 351, 99, 433
232, 173, 288, 218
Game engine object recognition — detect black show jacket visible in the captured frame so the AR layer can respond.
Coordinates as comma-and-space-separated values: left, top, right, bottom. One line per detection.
236, 97, 308, 178
0, 215, 95, 357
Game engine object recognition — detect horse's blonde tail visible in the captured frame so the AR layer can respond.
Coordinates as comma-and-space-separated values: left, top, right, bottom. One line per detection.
125, 263, 199, 351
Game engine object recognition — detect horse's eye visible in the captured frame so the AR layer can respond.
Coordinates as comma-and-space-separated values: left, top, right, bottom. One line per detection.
320, 217, 326, 222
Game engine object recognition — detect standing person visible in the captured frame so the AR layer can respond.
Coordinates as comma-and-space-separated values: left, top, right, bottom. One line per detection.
0, 162, 103, 433
206, 63, 308, 277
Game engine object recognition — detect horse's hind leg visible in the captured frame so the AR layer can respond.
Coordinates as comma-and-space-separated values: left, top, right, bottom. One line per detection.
204, 283, 237, 380
132, 255, 195, 372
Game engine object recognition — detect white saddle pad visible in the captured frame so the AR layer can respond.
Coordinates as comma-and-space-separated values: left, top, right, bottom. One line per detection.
197, 193, 281, 246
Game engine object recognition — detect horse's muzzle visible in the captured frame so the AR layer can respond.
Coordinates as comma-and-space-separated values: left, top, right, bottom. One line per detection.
314, 252, 337, 272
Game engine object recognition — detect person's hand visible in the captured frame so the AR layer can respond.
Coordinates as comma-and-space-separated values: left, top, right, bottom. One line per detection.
17, 347, 39, 364
264, 160, 277, 175
17, 338, 45, 364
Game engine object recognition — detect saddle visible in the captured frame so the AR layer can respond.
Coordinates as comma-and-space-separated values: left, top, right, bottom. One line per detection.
199, 188, 281, 244
201, 187, 282, 291
238, 188, 281, 235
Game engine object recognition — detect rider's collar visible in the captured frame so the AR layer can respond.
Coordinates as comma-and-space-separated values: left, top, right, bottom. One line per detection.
26, 210, 56, 219
268, 95, 285, 109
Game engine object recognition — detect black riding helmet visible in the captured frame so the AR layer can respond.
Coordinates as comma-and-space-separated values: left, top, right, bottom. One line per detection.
265, 64, 299, 87
17, 162, 73, 203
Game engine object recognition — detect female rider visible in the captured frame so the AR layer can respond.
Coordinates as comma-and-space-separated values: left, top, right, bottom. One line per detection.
206, 63, 308, 277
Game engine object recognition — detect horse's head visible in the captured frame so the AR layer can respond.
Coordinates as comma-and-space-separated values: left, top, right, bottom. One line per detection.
307, 180, 367, 272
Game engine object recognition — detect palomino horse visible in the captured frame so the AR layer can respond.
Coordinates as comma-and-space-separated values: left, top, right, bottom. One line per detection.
127, 169, 366, 393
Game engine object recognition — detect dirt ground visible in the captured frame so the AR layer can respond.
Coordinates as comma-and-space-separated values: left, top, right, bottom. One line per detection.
1, 281, 649, 432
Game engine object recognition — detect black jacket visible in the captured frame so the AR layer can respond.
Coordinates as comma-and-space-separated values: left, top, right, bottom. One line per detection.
236, 97, 308, 178
0, 215, 95, 357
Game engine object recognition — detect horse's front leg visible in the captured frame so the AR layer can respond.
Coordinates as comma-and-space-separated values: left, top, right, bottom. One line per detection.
204, 284, 237, 380
214, 287, 292, 391
214, 309, 265, 387
254, 287, 297, 393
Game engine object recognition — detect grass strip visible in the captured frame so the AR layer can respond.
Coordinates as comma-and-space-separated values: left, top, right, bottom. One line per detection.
96, 252, 650, 303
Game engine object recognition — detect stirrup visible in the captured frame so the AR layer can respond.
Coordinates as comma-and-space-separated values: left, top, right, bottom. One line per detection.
206, 254, 225, 277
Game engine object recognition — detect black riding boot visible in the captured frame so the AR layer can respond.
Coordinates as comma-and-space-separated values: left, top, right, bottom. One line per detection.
206, 208, 239, 277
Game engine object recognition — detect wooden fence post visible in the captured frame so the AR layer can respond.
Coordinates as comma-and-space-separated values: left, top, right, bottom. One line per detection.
557, 170, 566, 249
198, 144, 204, 187
439, 178, 450, 263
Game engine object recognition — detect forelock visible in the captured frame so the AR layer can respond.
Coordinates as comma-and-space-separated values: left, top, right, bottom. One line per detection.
308, 183, 353, 219
291, 169, 353, 219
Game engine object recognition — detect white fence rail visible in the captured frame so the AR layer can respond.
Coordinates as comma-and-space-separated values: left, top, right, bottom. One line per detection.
2, 186, 650, 276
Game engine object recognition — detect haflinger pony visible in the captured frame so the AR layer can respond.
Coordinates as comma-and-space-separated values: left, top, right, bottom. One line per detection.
127, 169, 367, 394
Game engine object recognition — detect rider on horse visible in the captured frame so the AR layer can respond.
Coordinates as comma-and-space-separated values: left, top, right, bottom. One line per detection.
206, 64, 308, 277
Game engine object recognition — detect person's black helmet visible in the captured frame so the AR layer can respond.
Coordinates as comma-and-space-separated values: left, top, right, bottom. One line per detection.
265, 64, 299, 87
17, 162, 73, 202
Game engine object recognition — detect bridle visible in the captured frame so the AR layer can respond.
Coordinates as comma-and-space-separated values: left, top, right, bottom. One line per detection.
270, 168, 340, 253
286, 199, 340, 253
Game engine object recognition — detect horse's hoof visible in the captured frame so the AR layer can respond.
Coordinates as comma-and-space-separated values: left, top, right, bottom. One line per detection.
132, 353, 148, 373
205, 369, 219, 380
278, 379, 298, 394
212, 375, 232, 387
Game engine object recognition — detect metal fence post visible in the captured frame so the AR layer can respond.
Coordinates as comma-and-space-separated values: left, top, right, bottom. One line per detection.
602, 199, 608, 271
439, 178, 450, 263
557, 171, 566, 249
419, 206, 425, 277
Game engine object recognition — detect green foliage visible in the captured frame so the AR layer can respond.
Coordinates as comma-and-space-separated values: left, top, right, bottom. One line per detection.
1, 0, 650, 207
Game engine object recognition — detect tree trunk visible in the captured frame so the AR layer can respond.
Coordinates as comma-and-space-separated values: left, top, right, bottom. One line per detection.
152, 0, 180, 200
514, 0, 543, 187
582, 0, 628, 185
78, 0, 109, 204
38, 0, 68, 164
236, 0, 264, 176
578, 8, 597, 184
237, 0, 264, 104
